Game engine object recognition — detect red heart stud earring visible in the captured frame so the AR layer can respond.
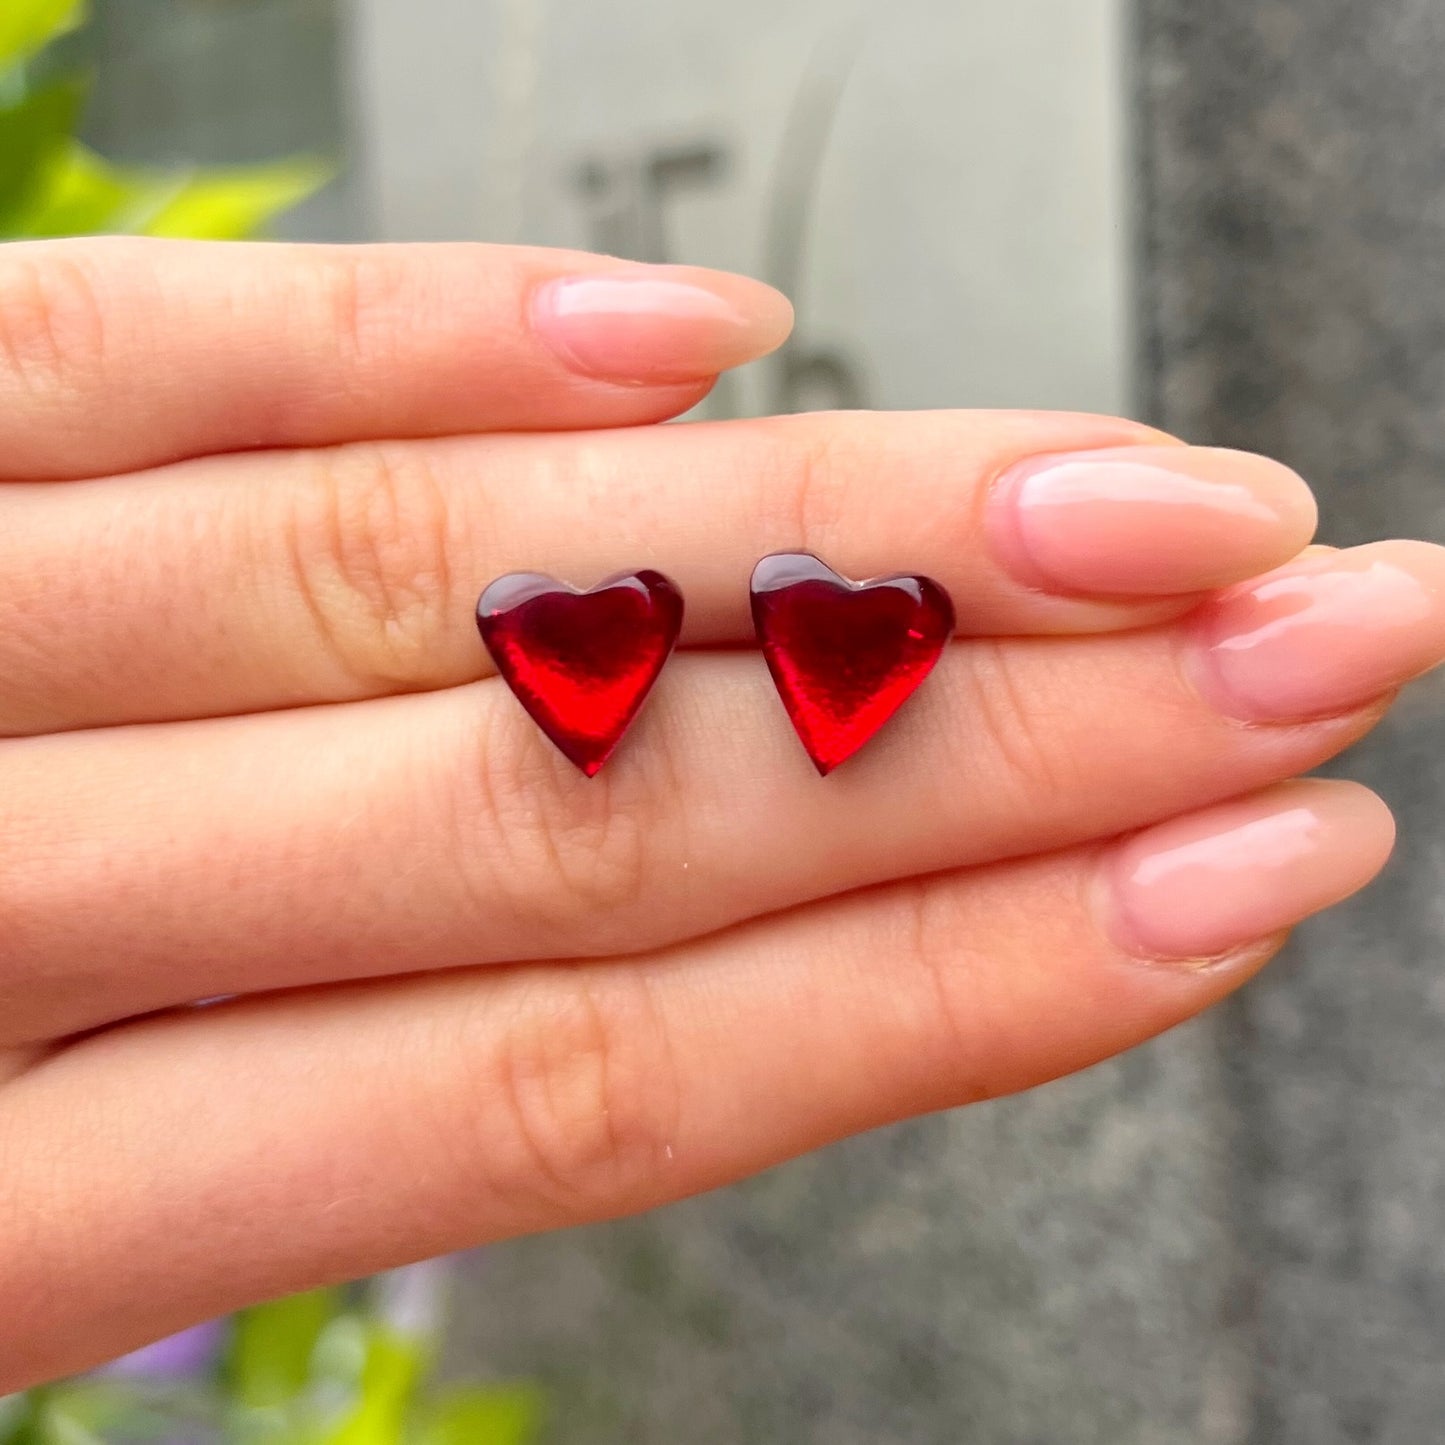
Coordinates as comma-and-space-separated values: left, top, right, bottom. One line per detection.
477, 569, 684, 776
750, 552, 955, 775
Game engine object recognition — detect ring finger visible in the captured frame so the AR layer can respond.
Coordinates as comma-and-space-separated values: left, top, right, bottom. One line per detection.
4, 540, 1441, 1044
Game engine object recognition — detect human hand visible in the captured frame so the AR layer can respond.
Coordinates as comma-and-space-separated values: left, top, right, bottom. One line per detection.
2, 239, 1441, 1387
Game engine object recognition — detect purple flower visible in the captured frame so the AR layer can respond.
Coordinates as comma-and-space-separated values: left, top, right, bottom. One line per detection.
98, 1320, 226, 1380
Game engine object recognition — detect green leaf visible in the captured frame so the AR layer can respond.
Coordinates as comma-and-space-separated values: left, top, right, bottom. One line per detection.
319, 1325, 426, 1445
4, 142, 140, 236
412, 1385, 544, 1445
21, 1385, 128, 1438
225, 1288, 343, 1410
0, 1389, 101, 1445
0, 75, 88, 232
0, 0, 86, 71
0, 1393, 36, 1445
140, 157, 332, 240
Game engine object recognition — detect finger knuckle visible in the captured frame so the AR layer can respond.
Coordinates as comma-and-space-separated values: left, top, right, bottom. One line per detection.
0, 247, 109, 400
751, 413, 965, 563
867, 878, 996, 1109
460, 701, 660, 950
757, 414, 873, 558
966, 641, 1071, 812
0, 828, 26, 1030
0, 775, 98, 1047
285, 442, 454, 689
475, 970, 680, 1219
897, 878, 979, 1070
317, 248, 410, 371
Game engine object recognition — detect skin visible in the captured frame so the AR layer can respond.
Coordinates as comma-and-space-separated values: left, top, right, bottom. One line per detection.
0, 238, 1442, 1389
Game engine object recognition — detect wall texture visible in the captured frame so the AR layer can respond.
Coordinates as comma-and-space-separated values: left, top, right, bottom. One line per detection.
1136, 5, 1445, 1440
350, 0, 1130, 421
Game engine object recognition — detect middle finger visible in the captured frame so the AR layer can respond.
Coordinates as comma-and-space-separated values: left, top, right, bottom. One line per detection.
5, 538, 1441, 1045
0, 410, 1315, 734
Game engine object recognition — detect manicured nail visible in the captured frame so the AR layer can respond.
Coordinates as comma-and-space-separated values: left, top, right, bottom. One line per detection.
991, 446, 1317, 595
1106, 781, 1395, 963
531, 267, 793, 385
1194, 540, 1445, 721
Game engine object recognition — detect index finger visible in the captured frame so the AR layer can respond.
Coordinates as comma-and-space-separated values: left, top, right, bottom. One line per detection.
0, 238, 794, 480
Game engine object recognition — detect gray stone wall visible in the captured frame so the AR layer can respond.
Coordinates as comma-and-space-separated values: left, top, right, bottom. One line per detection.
349, 0, 1130, 421
1137, 5, 1445, 1440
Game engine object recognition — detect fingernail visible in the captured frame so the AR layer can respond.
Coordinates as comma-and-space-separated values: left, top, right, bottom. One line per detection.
1194, 540, 1445, 721
531, 267, 793, 385
991, 446, 1317, 595
1105, 781, 1394, 963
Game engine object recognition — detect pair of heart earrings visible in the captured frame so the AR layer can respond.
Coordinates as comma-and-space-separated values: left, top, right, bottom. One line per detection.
476, 552, 955, 777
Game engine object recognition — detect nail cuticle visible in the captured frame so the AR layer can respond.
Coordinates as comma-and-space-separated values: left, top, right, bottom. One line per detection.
985, 460, 1057, 595
1111, 931, 1287, 976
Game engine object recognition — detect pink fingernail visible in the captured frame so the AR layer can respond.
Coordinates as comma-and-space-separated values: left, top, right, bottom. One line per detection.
531, 269, 793, 385
1193, 540, 1445, 721
991, 446, 1317, 595
1106, 782, 1395, 962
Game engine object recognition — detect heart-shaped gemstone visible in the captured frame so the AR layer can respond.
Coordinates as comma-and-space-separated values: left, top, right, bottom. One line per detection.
477, 569, 684, 776
750, 553, 954, 774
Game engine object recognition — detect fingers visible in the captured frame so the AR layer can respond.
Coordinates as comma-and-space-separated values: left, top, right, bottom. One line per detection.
0, 779, 1393, 1387
0, 411, 1319, 733
8, 541, 1441, 1043
0, 239, 793, 481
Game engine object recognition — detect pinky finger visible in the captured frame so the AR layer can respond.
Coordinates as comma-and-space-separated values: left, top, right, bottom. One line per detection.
0, 780, 1394, 1388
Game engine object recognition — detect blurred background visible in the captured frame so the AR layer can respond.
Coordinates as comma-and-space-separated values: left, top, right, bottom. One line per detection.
3, 2, 1444, 1442
76, 0, 1129, 418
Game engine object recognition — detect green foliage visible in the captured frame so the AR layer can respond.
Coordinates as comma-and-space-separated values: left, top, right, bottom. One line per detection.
317, 1323, 427, 1445
0, 1283, 545, 1445
0, 0, 84, 71
0, 76, 87, 229
0, 0, 329, 242
1, 1378, 214, 1445
413, 1385, 546, 1445
226, 1289, 341, 1411
216, 1287, 545, 1445
17, 144, 147, 237
140, 160, 334, 241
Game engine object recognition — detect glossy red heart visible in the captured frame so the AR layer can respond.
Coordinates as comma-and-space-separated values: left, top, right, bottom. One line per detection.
751, 553, 955, 775
477, 569, 684, 777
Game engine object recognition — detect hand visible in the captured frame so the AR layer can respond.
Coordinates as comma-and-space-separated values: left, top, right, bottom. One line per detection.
1, 239, 1440, 1388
